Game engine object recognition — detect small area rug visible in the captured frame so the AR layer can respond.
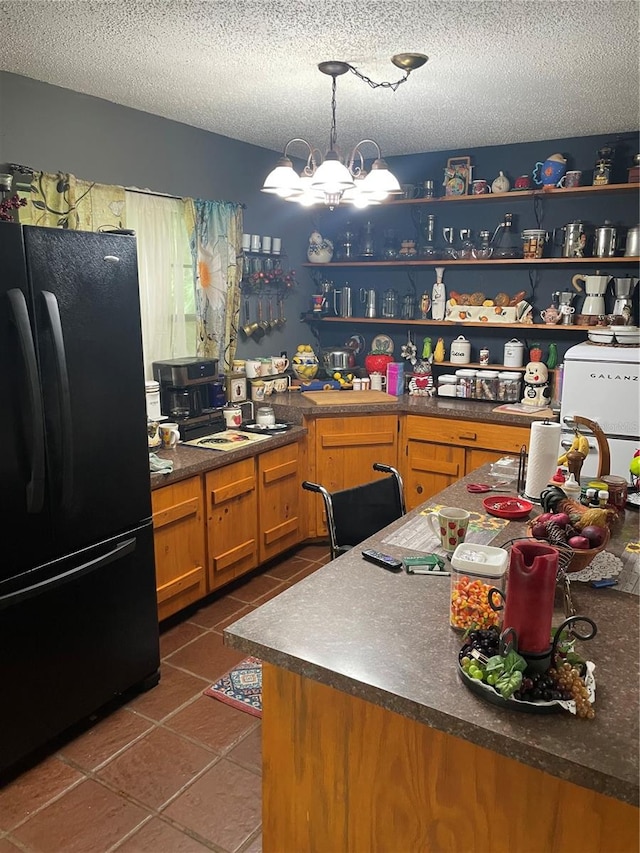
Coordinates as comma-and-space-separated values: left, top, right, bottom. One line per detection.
204, 656, 262, 718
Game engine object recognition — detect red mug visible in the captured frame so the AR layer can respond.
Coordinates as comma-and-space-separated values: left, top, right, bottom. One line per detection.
515, 175, 533, 190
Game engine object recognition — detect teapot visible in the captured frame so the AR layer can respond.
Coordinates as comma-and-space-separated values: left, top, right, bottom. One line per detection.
533, 153, 567, 188
540, 306, 561, 325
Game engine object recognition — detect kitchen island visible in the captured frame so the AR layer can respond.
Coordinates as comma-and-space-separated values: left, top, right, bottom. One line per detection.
225, 465, 639, 853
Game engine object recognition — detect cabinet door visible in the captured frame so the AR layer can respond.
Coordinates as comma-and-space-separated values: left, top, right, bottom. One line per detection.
151, 476, 206, 621
205, 458, 258, 590
465, 446, 516, 474
258, 442, 302, 563
311, 415, 398, 536
405, 439, 465, 510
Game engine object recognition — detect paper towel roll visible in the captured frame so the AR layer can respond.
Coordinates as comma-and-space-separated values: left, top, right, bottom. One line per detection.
523, 420, 562, 502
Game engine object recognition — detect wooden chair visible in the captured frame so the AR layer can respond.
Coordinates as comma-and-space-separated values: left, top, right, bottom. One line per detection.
302, 463, 406, 560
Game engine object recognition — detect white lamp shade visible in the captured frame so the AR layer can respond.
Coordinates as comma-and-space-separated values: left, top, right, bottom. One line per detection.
262, 163, 303, 197
360, 162, 402, 196
285, 175, 323, 206
311, 153, 355, 193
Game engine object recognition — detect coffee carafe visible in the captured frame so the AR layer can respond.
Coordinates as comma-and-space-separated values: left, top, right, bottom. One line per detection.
333, 285, 353, 317
611, 277, 639, 323
572, 272, 612, 317
360, 287, 377, 318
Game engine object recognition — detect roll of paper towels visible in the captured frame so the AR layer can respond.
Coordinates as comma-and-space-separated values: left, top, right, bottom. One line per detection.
523, 421, 562, 502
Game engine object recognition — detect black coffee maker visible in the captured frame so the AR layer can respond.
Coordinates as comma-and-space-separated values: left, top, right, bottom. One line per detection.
152, 357, 226, 439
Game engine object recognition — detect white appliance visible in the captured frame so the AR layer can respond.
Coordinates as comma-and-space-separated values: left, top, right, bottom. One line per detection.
560, 342, 640, 480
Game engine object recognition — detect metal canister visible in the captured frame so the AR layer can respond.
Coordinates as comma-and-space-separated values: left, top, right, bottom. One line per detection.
593, 224, 617, 257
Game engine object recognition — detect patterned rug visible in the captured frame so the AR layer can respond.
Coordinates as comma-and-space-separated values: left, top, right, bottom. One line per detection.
204, 656, 262, 717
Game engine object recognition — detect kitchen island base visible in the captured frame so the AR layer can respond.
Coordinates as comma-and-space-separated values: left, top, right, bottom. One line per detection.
262, 663, 638, 853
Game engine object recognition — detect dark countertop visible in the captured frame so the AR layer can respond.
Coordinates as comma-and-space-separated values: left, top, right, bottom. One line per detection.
268, 389, 556, 427
149, 425, 306, 489
225, 464, 640, 806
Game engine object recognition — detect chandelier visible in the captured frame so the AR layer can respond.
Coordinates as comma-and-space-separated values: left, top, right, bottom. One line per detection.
261, 54, 428, 208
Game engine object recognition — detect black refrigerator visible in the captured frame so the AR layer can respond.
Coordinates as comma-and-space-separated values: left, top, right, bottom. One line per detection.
1, 224, 160, 775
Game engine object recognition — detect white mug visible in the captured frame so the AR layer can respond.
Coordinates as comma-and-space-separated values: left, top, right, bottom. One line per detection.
223, 405, 242, 428
370, 372, 386, 391
273, 375, 291, 393
159, 422, 180, 449
271, 356, 289, 374
245, 359, 262, 378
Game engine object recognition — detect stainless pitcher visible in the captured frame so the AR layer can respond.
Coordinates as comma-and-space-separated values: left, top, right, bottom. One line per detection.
360, 287, 377, 318
333, 286, 352, 317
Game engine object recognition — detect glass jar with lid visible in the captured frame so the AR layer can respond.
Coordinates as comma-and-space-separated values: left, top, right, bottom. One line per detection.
437, 373, 458, 397
497, 371, 522, 402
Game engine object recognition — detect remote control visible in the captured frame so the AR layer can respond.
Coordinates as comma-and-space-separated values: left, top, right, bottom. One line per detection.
361, 549, 403, 572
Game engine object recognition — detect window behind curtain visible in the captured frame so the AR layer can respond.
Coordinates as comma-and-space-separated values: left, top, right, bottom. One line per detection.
125, 191, 196, 376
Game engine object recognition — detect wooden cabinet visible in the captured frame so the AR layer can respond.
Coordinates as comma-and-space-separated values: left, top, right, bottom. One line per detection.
151, 476, 206, 621
401, 415, 530, 509
305, 414, 398, 537
205, 457, 258, 591
258, 442, 303, 563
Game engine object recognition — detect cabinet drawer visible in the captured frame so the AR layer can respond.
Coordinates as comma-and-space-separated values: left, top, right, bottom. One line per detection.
406, 415, 529, 453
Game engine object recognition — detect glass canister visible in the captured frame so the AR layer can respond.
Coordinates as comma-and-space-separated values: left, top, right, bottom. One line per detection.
497, 371, 522, 402
521, 228, 547, 259
455, 368, 477, 398
382, 288, 399, 318
449, 543, 508, 631
474, 370, 499, 401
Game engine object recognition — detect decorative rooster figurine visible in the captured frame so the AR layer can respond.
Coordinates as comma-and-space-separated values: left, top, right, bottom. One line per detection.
307, 231, 334, 264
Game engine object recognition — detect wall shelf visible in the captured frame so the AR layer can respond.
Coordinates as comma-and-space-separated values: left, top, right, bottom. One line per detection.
304, 316, 594, 332
380, 183, 639, 207
304, 256, 640, 269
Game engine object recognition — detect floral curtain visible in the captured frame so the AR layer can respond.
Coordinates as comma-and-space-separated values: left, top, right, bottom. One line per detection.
188, 200, 243, 369
17, 171, 126, 230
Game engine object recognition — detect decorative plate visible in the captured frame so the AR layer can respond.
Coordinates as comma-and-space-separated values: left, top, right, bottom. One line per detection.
345, 333, 365, 355
371, 333, 394, 354
482, 496, 534, 520
241, 423, 291, 434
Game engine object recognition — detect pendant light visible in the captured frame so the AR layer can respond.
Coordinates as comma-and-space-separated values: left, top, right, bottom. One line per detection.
261, 53, 428, 208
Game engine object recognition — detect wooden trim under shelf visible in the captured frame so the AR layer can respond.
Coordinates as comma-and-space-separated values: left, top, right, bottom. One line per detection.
303, 256, 640, 269
381, 183, 639, 205
306, 316, 592, 332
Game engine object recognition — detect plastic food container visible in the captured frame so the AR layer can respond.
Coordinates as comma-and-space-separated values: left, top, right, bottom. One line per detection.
455, 368, 477, 398
497, 371, 522, 402
437, 374, 458, 397
474, 369, 499, 401
449, 543, 508, 631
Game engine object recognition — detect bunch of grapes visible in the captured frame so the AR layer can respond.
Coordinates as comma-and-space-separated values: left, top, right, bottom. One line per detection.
459, 626, 500, 662
549, 662, 595, 720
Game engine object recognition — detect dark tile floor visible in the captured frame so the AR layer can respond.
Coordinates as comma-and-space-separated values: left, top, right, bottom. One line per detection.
0, 543, 331, 853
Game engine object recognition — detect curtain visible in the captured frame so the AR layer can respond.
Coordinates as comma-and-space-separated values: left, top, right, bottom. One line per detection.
188, 200, 243, 369
18, 171, 125, 230
125, 192, 193, 377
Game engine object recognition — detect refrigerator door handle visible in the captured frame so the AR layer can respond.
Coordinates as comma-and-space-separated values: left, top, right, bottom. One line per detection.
0, 537, 136, 610
41, 290, 74, 508
7, 288, 46, 513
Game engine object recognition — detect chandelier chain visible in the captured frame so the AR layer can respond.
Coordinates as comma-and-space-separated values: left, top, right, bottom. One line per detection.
346, 64, 408, 92
330, 76, 338, 149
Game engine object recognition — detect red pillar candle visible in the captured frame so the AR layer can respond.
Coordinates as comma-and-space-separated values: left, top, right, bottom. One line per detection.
502, 541, 558, 654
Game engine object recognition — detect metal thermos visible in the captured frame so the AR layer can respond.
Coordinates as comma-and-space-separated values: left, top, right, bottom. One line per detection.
333, 286, 353, 317
360, 287, 377, 318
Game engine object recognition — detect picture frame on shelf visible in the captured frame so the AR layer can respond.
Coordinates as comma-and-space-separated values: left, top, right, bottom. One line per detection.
443, 157, 472, 196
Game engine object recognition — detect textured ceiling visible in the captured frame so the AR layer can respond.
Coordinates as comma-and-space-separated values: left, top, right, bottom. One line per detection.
0, 1, 638, 157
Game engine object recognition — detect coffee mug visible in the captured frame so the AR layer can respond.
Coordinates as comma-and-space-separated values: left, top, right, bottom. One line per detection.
223, 405, 242, 428
160, 422, 180, 449
271, 356, 289, 374
263, 378, 275, 396
559, 170, 582, 188
369, 372, 386, 391
147, 419, 161, 449
273, 375, 291, 393
312, 295, 325, 313
472, 179, 491, 195
401, 183, 419, 199
427, 507, 470, 552
259, 358, 274, 375
514, 175, 533, 190
245, 359, 262, 378
250, 379, 266, 402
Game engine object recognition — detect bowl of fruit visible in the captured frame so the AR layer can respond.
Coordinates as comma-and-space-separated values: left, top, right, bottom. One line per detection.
528, 485, 614, 573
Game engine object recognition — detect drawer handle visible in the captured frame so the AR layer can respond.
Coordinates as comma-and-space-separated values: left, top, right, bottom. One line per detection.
459, 433, 477, 441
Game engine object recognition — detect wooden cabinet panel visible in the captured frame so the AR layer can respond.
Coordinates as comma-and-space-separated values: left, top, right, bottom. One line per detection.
309, 415, 399, 536
465, 446, 517, 474
205, 457, 258, 590
405, 414, 530, 454
258, 442, 302, 563
151, 476, 206, 621
404, 440, 465, 510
